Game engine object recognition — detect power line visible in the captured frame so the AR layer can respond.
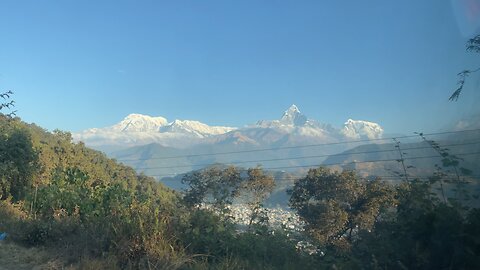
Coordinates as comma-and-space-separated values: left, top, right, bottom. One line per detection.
160, 176, 480, 181
269, 175, 480, 181
133, 140, 480, 171
149, 151, 480, 179
262, 151, 480, 171
116, 128, 480, 162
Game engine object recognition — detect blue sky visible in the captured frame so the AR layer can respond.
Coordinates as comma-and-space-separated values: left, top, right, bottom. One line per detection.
1, 0, 479, 133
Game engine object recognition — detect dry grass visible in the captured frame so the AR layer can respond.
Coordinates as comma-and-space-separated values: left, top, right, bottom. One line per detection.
0, 241, 127, 270
0, 241, 65, 270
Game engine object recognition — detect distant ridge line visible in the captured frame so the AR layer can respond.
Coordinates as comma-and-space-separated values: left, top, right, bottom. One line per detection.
116, 128, 480, 162
134, 140, 480, 170
149, 151, 480, 179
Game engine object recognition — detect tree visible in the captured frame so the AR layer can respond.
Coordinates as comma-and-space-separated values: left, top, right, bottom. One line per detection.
182, 166, 242, 215
236, 167, 275, 227
182, 166, 276, 229
0, 118, 37, 201
289, 167, 395, 251
355, 179, 480, 269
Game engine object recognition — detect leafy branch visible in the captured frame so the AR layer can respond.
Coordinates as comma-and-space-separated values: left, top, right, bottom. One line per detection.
449, 35, 480, 101
449, 68, 480, 101
0, 90, 17, 117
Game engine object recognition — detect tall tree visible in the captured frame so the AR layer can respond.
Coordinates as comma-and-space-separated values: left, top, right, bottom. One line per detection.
0, 91, 37, 200
182, 166, 242, 215
236, 167, 275, 227
289, 167, 395, 250
0, 124, 37, 200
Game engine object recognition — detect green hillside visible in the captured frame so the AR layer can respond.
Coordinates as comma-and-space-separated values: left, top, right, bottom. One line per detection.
0, 115, 312, 269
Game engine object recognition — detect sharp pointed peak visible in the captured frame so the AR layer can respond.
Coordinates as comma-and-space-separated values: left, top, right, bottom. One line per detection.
280, 104, 307, 126
286, 104, 300, 112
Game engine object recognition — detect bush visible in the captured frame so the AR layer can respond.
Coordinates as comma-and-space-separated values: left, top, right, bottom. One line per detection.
0, 199, 27, 232
178, 209, 236, 258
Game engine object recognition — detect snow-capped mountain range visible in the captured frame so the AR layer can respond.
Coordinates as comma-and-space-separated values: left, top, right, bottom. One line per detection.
73, 105, 383, 152
86, 113, 235, 136
72, 106, 480, 194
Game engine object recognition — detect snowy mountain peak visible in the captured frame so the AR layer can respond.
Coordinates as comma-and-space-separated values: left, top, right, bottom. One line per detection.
74, 113, 237, 149
112, 113, 168, 132
280, 104, 307, 126
160, 120, 236, 137
341, 119, 383, 140
287, 104, 300, 113
74, 108, 386, 153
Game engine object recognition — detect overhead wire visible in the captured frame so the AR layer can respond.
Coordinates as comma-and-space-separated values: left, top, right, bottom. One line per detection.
132, 140, 480, 171
115, 128, 480, 162
148, 151, 480, 179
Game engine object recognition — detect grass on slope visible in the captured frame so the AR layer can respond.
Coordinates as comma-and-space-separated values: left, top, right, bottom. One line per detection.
0, 241, 64, 270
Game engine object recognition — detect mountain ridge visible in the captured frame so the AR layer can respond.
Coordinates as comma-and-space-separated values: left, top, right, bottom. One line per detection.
73, 105, 384, 152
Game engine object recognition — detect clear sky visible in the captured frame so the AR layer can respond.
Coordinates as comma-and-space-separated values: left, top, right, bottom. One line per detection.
1, 0, 479, 134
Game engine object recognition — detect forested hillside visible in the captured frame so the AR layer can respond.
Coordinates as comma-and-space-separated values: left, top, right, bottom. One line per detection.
0, 114, 311, 269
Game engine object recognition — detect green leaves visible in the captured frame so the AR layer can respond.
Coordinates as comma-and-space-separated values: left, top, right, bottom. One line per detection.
289, 167, 395, 249
0, 91, 16, 117
449, 34, 480, 101
466, 35, 480, 52
181, 166, 240, 217
0, 119, 38, 201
